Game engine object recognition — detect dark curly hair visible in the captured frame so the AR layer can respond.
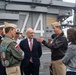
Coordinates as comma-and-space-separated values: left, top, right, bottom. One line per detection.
67, 28, 76, 44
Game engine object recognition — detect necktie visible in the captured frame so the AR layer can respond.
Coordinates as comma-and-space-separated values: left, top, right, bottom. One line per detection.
30, 40, 32, 51
30, 40, 33, 63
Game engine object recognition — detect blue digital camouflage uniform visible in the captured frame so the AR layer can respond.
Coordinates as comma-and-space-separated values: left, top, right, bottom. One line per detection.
0, 35, 6, 75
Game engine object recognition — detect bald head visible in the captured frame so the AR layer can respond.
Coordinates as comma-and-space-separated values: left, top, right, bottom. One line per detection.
26, 28, 34, 34
26, 28, 34, 39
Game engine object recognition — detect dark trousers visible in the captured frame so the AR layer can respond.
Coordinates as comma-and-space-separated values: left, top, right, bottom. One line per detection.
49, 64, 53, 75
66, 71, 76, 75
21, 62, 39, 75
0, 61, 6, 75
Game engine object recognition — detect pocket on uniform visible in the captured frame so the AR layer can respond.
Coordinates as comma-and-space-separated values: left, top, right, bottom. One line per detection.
59, 60, 64, 65
6, 67, 17, 75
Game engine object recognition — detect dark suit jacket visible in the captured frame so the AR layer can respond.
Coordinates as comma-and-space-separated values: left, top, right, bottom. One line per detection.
19, 38, 42, 67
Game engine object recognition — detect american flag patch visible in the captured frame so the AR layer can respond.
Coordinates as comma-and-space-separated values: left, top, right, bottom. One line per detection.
15, 44, 20, 51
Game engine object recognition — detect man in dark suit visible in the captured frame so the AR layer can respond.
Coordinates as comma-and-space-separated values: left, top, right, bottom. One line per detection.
19, 28, 42, 75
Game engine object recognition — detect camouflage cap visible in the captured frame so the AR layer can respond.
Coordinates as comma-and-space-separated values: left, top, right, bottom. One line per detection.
16, 28, 21, 34
4, 22, 17, 29
51, 22, 61, 27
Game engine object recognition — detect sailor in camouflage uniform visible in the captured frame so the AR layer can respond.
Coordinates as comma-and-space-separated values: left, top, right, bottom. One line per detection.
1, 22, 24, 75
0, 25, 6, 75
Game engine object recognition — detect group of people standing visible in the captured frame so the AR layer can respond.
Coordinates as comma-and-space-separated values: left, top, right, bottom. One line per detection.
0, 22, 42, 75
37, 22, 76, 75
0, 21, 76, 75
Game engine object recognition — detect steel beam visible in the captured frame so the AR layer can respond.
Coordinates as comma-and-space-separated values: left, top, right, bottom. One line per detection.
4, 0, 75, 8
0, 13, 19, 20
